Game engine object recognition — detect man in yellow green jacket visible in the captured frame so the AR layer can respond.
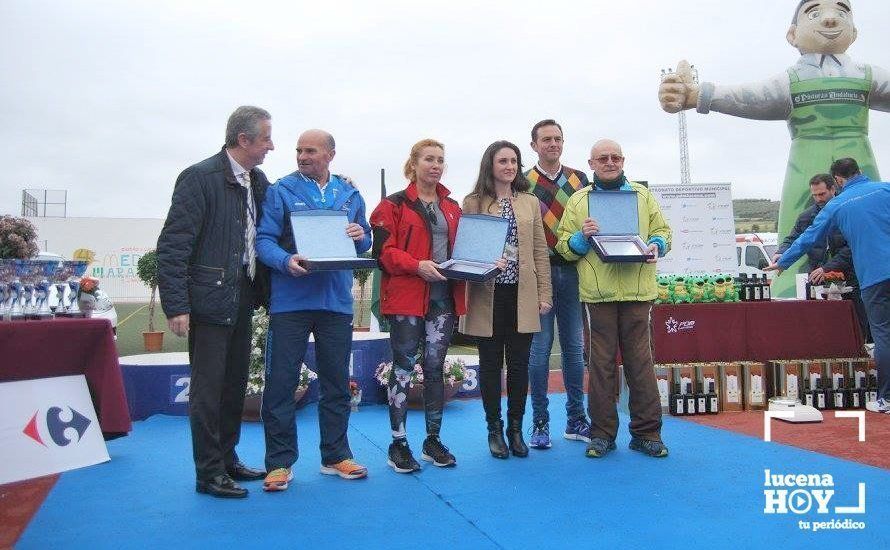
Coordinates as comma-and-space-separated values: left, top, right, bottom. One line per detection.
556, 139, 672, 459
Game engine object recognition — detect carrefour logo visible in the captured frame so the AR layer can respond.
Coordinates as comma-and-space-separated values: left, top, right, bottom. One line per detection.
23, 406, 92, 447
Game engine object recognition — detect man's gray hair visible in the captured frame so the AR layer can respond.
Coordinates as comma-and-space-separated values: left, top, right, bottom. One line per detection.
225, 106, 271, 147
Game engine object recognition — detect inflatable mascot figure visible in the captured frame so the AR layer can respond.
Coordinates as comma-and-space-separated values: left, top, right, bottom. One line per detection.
659, 0, 889, 297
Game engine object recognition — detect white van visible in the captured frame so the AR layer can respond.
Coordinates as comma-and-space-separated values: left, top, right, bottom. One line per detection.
736, 233, 778, 279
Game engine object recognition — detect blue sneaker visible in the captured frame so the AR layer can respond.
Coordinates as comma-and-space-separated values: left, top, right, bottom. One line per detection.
564, 417, 592, 443
529, 420, 551, 449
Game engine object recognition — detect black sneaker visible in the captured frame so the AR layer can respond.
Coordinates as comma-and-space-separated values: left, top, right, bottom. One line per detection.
628, 437, 669, 458
421, 435, 456, 467
387, 440, 421, 473
585, 437, 617, 458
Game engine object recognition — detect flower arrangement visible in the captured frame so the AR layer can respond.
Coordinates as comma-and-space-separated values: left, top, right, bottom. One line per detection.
247, 307, 270, 395
822, 271, 846, 283
0, 215, 39, 259
443, 357, 468, 386
374, 357, 468, 388
349, 381, 362, 411
247, 307, 318, 396
79, 276, 100, 295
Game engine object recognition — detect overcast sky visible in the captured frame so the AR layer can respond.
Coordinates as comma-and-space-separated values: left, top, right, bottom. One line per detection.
2, 0, 889, 219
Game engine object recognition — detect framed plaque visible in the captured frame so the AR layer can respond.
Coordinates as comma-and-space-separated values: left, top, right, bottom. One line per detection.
587, 191, 654, 263
290, 210, 377, 271
437, 214, 509, 282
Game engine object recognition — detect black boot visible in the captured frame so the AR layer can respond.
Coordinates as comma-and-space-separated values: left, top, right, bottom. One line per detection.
487, 420, 508, 459
506, 418, 528, 457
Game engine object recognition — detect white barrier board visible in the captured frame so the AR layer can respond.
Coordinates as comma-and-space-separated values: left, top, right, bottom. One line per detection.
0, 375, 110, 484
649, 183, 737, 275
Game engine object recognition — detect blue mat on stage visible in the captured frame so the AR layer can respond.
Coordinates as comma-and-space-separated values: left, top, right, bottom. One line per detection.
19, 395, 890, 548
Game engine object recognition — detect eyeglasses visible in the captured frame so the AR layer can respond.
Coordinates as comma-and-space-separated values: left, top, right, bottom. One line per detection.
592, 154, 624, 164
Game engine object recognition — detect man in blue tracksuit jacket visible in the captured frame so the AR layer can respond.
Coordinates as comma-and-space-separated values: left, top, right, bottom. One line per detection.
769, 158, 890, 415
256, 129, 372, 490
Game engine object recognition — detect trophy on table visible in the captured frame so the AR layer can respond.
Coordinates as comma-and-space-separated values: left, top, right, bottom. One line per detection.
33, 260, 59, 319
51, 261, 77, 316
17, 260, 45, 320
64, 260, 90, 318
0, 259, 16, 321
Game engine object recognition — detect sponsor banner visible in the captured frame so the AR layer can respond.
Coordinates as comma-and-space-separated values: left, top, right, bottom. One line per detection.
0, 375, 110, 484
650, 183, 736, 275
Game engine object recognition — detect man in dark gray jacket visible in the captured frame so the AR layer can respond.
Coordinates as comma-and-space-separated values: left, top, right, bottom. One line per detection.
773, 173, 870, 342
157, 106, 273, 498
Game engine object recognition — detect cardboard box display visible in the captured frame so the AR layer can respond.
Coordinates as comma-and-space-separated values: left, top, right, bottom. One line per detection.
825, 360, 851, 390
768, 360, 803, 401
654, 365, 670, 414
741, 361, 766, 410
802, 360, 827, 391
669, 364, 696, 395
717, 362, 743, 412
697, 363, 719, 397
849, 358, 869, 389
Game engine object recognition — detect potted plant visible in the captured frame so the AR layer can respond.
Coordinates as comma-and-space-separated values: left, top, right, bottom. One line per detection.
352, 254, 374, 331
136, 250, 164, 351
374, 357, 468, 409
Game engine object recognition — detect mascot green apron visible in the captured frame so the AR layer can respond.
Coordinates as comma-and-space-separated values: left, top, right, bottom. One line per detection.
659, 0, 889, 297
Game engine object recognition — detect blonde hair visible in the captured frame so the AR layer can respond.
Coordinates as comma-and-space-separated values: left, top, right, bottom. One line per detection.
403, 139, 445, 181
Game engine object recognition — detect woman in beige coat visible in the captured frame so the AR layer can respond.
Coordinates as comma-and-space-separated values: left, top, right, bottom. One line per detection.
461, 140, 552, 458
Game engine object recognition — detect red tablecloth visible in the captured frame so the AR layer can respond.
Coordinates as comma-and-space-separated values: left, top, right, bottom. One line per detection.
0, 318, 132, 437
652, 300, 864, 363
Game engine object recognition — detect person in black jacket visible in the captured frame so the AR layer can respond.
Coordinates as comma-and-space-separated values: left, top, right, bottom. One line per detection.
157, 106, 274, 498
773, 173, 871, 342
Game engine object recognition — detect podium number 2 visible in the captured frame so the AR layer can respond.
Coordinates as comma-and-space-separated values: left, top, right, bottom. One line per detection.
462, 368, 478, 391
174, 377, 191, 403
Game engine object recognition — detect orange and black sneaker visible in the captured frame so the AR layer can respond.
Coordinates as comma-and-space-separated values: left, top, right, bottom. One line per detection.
319, 459, 368, 479
263, 467, 293, 492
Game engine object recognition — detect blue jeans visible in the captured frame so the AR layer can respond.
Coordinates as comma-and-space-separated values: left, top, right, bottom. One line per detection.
528, 263, 586, 423
861, 279, 890, 401
262, 310, 354, 470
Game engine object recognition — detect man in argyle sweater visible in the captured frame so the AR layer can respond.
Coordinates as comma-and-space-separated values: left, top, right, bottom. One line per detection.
524, 119, 591, 449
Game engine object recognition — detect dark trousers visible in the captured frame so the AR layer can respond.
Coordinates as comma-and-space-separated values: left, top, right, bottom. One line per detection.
187, 277, 253, 481
584, 301, 662, 442
262, 310, 354, 470
477, 284, 532, 425
386, 299, 455, 439
861, 280, 890, 401
848, 288, 872, 344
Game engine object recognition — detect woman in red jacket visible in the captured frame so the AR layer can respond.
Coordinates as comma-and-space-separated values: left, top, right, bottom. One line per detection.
370, 139, 466, 474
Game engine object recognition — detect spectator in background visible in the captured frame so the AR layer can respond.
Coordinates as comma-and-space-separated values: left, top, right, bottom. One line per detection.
773, 173, 870, 342
769, 157, 890, 415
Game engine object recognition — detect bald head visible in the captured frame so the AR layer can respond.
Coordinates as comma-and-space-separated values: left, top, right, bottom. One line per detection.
296, 129, 336, 181
588, 139, 625, 182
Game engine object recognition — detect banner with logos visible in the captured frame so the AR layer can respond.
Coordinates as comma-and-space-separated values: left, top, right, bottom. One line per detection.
0, 375, 110, 484
649, 183, 736, 275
